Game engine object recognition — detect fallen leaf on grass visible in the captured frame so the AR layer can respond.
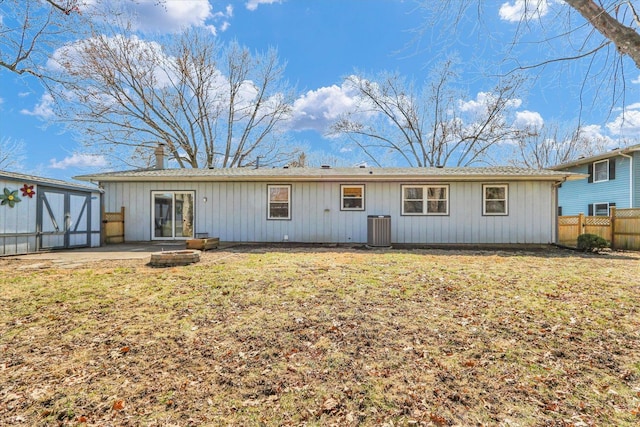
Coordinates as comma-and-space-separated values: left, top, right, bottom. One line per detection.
321, 397, 340, 413
112, 400, 125, 411
429, 412, 448, 425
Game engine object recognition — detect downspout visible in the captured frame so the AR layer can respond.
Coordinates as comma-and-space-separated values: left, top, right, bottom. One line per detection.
619, 152, 633, 208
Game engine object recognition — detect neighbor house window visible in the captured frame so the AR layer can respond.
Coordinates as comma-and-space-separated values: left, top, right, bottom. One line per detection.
268, 185, 291, 220
483, 184, 508, 215
401, 185, 448, 215
341, 185, 365, 210
593, 159, 609, 183
593, 203, 609, 216
590, 202, 615, 216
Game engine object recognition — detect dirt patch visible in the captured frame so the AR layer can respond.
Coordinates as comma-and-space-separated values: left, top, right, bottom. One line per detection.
1, 247, 639, 426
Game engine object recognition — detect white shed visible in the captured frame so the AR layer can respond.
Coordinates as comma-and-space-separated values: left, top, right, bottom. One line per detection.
0, 170, 102, 256
76, 166, 583, 247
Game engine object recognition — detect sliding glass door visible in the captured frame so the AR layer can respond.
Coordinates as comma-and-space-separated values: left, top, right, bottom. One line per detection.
152, 191, 194, 239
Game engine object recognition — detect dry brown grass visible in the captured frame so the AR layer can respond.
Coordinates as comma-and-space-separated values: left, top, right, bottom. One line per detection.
1, 246, 639, 426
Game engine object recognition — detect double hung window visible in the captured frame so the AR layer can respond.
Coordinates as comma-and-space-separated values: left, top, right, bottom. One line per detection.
401, 185, 448, 215
341, 185, 365, 210
483, 184, 508, 215
268, 185, 291, 220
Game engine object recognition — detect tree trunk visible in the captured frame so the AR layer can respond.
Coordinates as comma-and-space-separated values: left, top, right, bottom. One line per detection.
565, 0, 640, 69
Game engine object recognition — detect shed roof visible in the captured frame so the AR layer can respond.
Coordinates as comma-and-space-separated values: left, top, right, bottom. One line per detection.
550, 144, 640, 170
0, 170, 101, 192
75, 166, 584, 183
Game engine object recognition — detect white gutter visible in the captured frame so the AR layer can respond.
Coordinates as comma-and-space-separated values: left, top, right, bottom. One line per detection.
620, 152, 633, 208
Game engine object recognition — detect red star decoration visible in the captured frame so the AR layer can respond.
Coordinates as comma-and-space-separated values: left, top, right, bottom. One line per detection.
21, 184, 35, 198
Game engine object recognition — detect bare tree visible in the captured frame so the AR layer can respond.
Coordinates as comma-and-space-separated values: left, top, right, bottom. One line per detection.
414, 1, 640, 167
506, 123, 613, 168
50, 29, 298, 168
417, 1, 640, 106
565, 0, 640, 68
0, 137, 26, 170
0, 1, 112, 80
330, 61, 528, 167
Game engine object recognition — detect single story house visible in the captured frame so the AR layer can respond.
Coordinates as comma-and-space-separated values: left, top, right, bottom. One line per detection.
550, 144, 640, 216
0, 170, 102, 256
76, 163, 583, 247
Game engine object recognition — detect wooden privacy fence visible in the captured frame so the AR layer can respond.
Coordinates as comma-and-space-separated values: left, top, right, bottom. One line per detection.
102, 206, 125, 245
558, 207, 640, 250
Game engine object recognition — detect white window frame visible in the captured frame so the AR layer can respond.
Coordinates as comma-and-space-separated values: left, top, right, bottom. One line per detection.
401, 184, 449, 216
341, 184, 365, 211
593, 159, 609, 183
267, 184, 291, 220
592, 202, 610, 216
483, 184, 509, 216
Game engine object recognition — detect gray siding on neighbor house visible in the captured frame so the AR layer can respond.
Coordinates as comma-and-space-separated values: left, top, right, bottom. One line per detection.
102, 179, 557, 245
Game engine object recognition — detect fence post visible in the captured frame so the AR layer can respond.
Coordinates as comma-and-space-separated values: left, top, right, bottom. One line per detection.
578, 213, 585, 236
610, 206, 616, 249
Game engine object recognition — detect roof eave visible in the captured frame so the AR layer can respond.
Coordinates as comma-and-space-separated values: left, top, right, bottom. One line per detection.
550, 145, 640, 170
75, 172, 580, 183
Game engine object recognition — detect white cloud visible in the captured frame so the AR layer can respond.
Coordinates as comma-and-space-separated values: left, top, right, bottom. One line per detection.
499, 0, 550, 23
82, 0, 228, 34
20, 93, 55, 119
606, 108, 640, 136
49, 153, 108, 170
458, 92, 522, 115
246, 0, 282, 11
514, 110, 544, 129
288, 83, 362, 132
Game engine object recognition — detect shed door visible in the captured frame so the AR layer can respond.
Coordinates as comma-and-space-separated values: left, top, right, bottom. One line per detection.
37, 188, 91, 250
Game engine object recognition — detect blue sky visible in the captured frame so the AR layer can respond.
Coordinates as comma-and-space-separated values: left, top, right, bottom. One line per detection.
1, 0, 640, 181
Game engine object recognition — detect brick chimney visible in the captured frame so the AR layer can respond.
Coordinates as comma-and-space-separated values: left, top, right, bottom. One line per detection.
154, 143, 167, 169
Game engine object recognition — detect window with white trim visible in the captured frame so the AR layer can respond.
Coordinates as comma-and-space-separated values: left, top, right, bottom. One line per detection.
341, 185, 365, 210
483, 184, 508, 215
267, 185, 291, 220
593, 159, 609, 183
591, 202, 615, 217
401, 185, 448, 215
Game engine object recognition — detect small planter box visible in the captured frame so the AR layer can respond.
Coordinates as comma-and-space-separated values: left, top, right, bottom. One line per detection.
186, 237, 219, 251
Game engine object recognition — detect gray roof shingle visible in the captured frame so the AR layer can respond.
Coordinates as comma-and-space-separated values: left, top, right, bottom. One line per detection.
1, 170, 101, 192
75, 166, 584, 183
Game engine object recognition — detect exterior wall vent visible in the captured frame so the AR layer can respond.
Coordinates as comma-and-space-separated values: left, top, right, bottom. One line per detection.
321, 165, 331, 169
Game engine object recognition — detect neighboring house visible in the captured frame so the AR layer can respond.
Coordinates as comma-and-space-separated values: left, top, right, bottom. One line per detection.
0, 170, 102, 256
551, 144, 640, 216
76, 161, 582, 246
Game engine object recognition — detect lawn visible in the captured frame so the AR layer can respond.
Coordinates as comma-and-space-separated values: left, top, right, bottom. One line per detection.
1, 247, 639, 426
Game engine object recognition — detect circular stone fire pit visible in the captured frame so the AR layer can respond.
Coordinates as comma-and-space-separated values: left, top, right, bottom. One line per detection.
149, 250, 200, 267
